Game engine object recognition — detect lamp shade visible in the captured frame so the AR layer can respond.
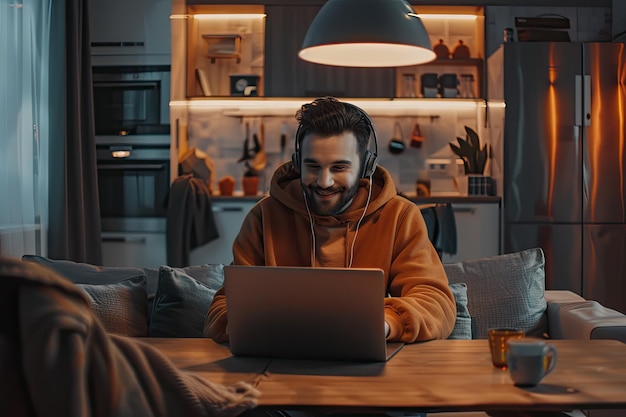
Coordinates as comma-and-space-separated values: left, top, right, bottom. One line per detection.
298, 0, 435, 67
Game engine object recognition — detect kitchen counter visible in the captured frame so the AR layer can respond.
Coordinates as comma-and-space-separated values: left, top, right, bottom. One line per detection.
210, 194, 266, 203
203, 193, 501, 264
399, 193, 501, 205
210, 192, 501, 205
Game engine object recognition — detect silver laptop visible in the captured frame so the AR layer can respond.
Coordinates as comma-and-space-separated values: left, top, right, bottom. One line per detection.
224, 265, 404, 362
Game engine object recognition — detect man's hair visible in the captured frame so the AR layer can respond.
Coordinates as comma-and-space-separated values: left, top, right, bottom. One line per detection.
295, 97, 372, 162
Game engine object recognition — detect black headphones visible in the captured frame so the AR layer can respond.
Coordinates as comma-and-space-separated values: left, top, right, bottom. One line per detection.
292, 103, 379, 178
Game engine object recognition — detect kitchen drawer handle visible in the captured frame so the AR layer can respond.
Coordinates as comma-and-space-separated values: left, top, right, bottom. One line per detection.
212, 206, 244, 212
91, 41, 145, 48
94, 81, 159, 89
453, 207, 477, 214
97, 164, 166, 170
102, 237, 147, 243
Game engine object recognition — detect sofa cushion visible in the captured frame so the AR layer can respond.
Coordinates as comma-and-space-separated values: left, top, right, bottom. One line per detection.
448, 282, 472, 340
77, 276, 149, 337
546, 299, 626, 343
444, 248, 547, 339
149, 264, 224, 337
21, 255, 160, 297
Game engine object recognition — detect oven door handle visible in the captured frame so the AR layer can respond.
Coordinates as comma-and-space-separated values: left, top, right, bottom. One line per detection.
98, 163, 166, 170
102, 236, 147, 243
93, 81, 159, 89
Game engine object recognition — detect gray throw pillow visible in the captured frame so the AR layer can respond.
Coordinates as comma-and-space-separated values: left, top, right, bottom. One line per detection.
448, 282, 472, 340
149, 264, 224, 337
77, 276, 149, 337
444, 247, 547, 339
21, 255, 159, 297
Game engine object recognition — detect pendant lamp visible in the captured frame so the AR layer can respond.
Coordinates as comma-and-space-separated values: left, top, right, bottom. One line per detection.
298, 0, 435, 67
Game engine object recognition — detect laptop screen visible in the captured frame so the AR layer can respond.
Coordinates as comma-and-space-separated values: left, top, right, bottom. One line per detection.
224, 265, 401, 361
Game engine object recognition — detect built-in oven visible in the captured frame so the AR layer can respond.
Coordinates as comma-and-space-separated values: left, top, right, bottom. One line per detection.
96, 139, 170, 233
92, 65, 170, 140
97, 139, 170, 267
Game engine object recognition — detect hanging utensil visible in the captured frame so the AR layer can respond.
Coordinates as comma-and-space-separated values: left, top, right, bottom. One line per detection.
280, 122, 287, 160
251, 118, 267, 172
410, 123, 424, 148
251, 120, 262, 154
388, 122, 405, 154
237, 121, 252, 162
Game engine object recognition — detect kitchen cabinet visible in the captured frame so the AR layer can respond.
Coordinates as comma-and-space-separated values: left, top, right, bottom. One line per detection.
101, 231, 167, 268
178, 4, 485, 99
100, 200, 257, 268
442, 202, 501, 263
189, 200, 256, 264
264, 5, 394, 98
397, 6, 486, 99
89, 0, 171, 64
185, 5, 266, 97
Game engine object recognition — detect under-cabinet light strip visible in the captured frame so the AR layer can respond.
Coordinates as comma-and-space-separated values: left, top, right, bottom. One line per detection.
416, 14, 479, 20
187, 14, 266, 19
487, 100, 506, 108
170, 14, 266, 20
170, 99, 483, 116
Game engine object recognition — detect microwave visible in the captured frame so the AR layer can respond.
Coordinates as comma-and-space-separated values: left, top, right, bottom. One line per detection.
92, 65, 170, 141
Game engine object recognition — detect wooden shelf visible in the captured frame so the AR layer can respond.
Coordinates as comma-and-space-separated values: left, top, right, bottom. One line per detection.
395, 58, 485, 99
425, 58, 484, 66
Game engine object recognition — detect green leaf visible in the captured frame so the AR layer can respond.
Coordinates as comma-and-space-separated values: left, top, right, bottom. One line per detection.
465, 126, 480, 151
449, 143, 463, 157
457, 138, 474, 156
476, 147, 488, 174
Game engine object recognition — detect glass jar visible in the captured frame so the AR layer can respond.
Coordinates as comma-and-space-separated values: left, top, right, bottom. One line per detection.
402, 74, 417, 97
460, 74, 475, 98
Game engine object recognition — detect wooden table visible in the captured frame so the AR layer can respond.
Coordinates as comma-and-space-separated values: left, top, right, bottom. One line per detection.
138, 338, 269, 386
143, 338, 626, 414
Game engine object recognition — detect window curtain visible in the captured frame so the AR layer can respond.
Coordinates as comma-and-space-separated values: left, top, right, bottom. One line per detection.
47, 0, 102, 264
0, 0, 101, 263
0, 0, 51, 258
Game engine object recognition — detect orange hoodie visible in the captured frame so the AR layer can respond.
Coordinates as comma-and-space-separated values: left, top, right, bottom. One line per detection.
204, 162, 456, 343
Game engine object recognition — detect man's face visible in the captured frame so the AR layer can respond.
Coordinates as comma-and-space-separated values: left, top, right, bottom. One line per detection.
300, 131, 361, 216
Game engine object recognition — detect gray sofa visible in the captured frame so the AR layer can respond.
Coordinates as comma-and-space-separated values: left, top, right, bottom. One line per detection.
22, 247, 626, 343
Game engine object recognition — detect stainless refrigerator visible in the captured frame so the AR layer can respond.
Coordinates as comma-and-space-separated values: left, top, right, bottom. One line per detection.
494, 42, 626, 314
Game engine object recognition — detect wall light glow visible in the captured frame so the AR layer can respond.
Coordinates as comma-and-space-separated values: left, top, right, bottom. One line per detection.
191, 14, 266, 20
170, 98, 482, 116
416, 14, 479, 20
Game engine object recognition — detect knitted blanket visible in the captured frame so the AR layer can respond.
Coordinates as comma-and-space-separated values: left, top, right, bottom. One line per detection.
0, 255, 260, 417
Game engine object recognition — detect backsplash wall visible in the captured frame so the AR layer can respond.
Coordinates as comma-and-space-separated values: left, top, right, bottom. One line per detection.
186, 106, 485, 195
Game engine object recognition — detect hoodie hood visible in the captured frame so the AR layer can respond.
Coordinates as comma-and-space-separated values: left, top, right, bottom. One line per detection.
268, 162, 398, 225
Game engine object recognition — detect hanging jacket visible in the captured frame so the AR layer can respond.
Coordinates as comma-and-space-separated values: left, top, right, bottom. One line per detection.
167, 174, 219, 267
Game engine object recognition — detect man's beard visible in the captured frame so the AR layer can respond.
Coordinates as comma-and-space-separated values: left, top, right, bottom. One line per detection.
303, 180, 361, 216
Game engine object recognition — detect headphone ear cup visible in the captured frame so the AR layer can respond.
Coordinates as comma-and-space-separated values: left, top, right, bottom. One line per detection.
361, 151, 377, 178
292, 151, 300, 173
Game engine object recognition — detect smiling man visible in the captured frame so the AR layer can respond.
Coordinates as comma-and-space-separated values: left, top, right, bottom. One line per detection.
300, 130, 361, 216
204, 97, 456, 344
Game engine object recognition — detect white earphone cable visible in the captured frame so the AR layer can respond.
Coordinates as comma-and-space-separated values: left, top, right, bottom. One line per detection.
348, 175, 373, 268
303, 189, 316, 267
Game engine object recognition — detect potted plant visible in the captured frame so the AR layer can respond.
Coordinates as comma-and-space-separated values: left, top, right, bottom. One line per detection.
241, 162, 259, 196
238, 121, 265, 196
449, 126, 493, 195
